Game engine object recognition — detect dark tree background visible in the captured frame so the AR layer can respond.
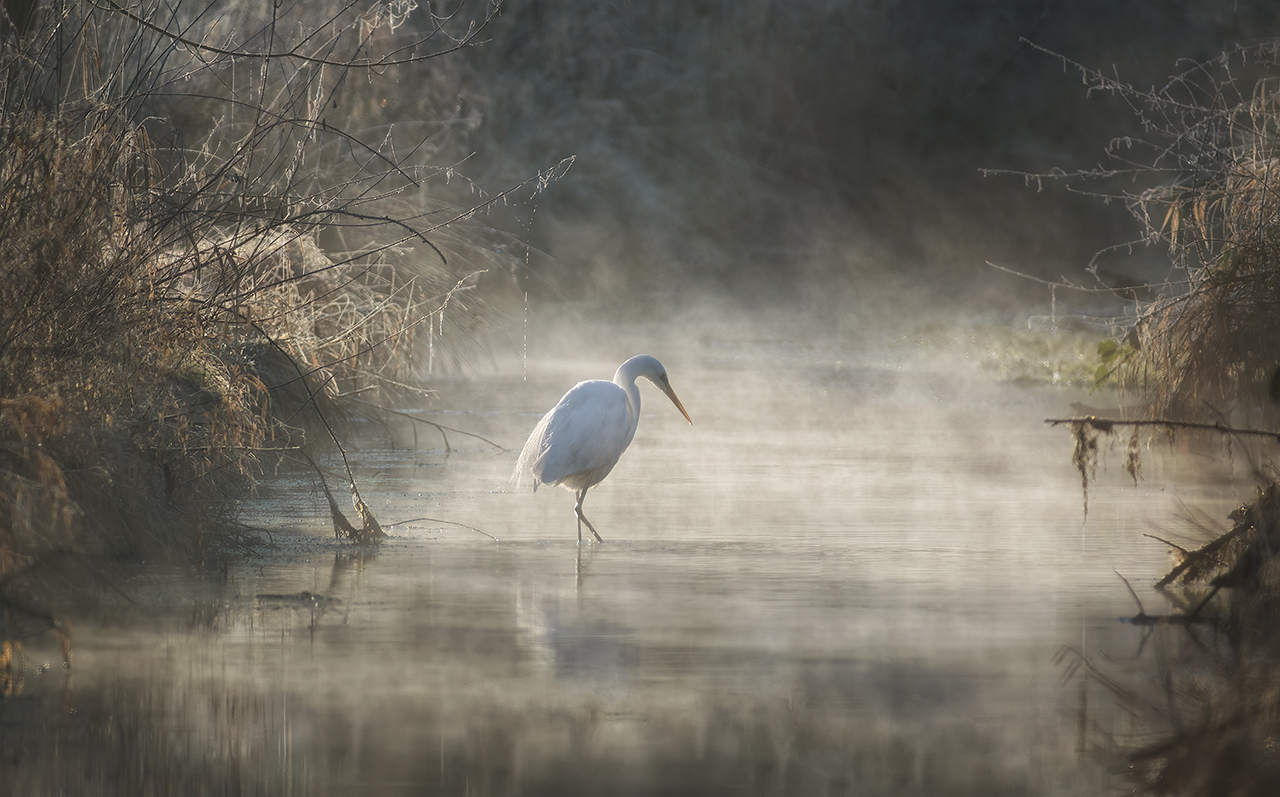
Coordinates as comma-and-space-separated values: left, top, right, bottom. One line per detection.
381, 0, 1279, 300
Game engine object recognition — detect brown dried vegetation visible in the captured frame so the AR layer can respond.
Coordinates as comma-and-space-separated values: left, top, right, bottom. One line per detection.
0, 110, 268, 568
1132, 75, 1280, 421
1086, 47, 1280, 422
1006, 44, 1280, 424
1036, 48, 1280, 790
0, 1, 518, 579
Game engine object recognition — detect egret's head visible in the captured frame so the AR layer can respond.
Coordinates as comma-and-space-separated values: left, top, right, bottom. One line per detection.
616, 355, 692, 424
622, 355, 692, 425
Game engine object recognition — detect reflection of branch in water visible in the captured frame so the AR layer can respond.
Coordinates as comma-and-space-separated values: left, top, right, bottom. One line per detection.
329, 547, 379, 585
255, 591, 343, 638
319, 548, 379, 627
1066, 482, 1280, 794
1115, 571, 1223, 633
327, 547, 378, 600
1055, 644, 1169, 721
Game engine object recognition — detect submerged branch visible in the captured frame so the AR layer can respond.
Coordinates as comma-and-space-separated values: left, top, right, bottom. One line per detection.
387, 516, 497, 542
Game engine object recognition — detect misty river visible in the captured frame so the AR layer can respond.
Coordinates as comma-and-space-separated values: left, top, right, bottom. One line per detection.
1, 305, 1243, 795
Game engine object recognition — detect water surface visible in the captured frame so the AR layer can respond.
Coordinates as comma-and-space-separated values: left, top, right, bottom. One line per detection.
0, 310, 1244, 795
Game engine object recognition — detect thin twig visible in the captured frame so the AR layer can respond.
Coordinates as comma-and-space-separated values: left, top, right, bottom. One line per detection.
349, 399, 506, 451
101, 0, 495, 69
388, 516, 497, 542
1143, 533, 1190, 556
1046, 416, 1280, 442
1115, 570, 1148, 617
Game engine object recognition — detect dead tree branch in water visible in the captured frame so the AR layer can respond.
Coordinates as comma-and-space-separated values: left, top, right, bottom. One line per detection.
1050, 417, 1280, 620
300, 449, 385, 545
1046, 417, 1280, 443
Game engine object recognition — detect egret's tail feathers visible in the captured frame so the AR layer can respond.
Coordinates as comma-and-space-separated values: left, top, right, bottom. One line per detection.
512, 409, 554, 490
510, 460, 538, 490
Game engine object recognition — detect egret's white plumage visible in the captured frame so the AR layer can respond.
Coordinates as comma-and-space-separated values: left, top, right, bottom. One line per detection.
513, 355, 692, 543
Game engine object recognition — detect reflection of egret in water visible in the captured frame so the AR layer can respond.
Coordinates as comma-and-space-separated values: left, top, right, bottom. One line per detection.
512, 548, 642, 682
513, 355, 691, 543
514, 589, 640, 681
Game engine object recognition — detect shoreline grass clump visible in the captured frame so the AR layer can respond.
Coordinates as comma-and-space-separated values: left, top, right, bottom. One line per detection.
1009, 44, 1280, 424
0, 107, 269, 567
1128, 63, 1280, 424
1023, 45, 1280, 792
0, 0, 529, 576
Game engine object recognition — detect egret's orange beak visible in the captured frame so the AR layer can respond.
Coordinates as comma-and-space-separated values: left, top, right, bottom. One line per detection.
666, 387, 692, 425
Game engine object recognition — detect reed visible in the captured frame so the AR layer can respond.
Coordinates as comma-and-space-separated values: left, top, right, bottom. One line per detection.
1131, 69, 1280, 422
1011, 44, 1280, 423
0, 0, 521, 570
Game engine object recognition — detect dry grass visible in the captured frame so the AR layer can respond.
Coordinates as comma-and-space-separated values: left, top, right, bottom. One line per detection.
1131, 75, 1280, 422
1018, 44, 1280, 423
0, 0, 528, 571
0, 108, 268, 566
1030, 49, 1280, 778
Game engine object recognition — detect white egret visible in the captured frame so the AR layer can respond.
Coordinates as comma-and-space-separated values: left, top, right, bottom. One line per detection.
513, 355, 692, 543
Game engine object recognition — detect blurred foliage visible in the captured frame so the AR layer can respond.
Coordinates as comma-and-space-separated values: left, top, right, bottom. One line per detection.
975, 325, 1102, 389
327, 0, 1280, 295
1093, 338, 1138, 391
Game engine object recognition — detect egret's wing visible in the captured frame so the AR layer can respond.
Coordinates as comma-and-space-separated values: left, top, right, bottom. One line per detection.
535, 383, 631, 486
514, 381, 631, 490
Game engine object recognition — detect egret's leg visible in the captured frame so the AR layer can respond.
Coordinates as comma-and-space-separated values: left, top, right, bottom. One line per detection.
574, 489, 604, 544
573, 489, 583, 544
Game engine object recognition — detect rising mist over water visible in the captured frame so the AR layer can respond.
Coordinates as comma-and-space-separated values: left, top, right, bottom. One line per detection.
8, 2, 1280, 794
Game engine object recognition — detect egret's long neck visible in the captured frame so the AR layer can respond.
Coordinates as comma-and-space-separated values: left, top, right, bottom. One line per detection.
613, 364, 643, 444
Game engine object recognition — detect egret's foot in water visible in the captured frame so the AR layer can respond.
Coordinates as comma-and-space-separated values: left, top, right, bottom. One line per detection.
574, 491, 604, 544
575, 514, 604, 544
